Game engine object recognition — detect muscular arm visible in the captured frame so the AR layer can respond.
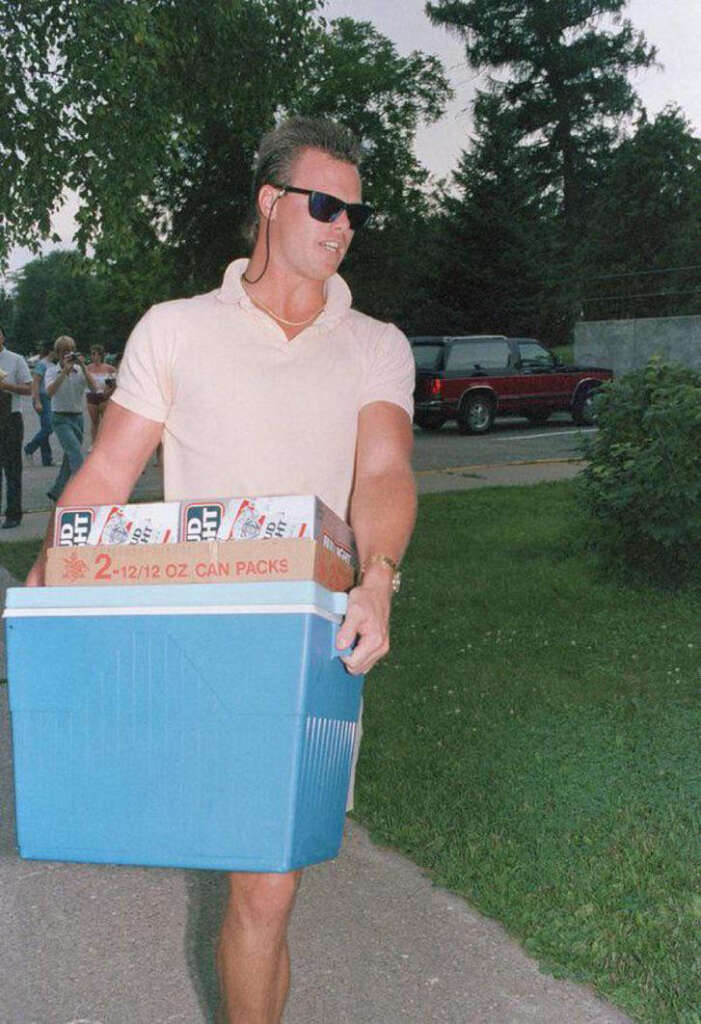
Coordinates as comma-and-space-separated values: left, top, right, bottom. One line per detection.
26, 401, 163, 585
337, 401, 416, 675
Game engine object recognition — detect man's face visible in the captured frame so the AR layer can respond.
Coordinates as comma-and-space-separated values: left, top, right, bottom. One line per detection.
59, 343, 76, 366
265, 148, 362, 283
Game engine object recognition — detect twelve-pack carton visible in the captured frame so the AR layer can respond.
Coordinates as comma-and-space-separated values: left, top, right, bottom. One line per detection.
46, 495, 356, 591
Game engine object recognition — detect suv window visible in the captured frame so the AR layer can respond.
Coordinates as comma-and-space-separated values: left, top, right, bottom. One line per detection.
412, 344, 443, 370
518, 340, 554, 368
446, 340, 510, 372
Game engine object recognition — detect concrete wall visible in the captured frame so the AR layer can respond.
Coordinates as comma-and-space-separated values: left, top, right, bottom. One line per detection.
574, 315, 701, 377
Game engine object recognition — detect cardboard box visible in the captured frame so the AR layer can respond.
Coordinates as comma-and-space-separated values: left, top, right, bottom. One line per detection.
55, 495, 355, 564
45, 537, 355, 592
55, 503, 180, 546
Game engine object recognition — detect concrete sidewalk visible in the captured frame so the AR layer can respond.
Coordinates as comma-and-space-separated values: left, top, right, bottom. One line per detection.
5, 451, 165, 543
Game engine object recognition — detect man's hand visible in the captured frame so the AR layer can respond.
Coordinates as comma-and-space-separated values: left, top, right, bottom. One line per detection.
33, 398, 42, 413
336, 574, 393, 676
25, 561, 45, 587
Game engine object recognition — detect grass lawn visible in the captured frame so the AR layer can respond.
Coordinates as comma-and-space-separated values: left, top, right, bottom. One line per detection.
0, 540, 42, 582
354, 483, 700, 1024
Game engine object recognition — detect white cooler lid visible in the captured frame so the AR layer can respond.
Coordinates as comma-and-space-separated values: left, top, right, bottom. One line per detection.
3, 580, 348, 622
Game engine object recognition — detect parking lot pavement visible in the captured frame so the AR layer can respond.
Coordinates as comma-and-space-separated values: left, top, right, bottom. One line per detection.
7, 445, 164, 542
412, 415, 594, 472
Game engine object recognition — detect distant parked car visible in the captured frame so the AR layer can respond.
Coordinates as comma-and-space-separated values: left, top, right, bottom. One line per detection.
411, 335, 613, 434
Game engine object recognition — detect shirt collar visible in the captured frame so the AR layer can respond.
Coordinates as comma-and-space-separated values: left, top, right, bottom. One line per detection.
216, 258, 353, 328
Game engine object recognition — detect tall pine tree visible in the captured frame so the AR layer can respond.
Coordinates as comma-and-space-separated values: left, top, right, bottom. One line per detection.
439, 91, 556, 337
426, 1, 655, 236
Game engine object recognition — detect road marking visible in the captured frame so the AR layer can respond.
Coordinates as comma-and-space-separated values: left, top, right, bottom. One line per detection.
493, 428, 597, 441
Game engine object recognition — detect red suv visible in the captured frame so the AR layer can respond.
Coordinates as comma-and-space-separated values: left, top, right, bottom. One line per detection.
412, 335, 613, 434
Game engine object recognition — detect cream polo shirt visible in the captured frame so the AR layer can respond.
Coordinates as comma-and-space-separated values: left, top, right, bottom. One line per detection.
112, 259, 415, 520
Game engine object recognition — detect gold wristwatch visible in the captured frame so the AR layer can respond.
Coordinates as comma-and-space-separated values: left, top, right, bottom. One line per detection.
358, 554, 402, 594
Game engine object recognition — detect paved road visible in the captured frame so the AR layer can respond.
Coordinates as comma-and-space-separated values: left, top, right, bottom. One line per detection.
413, 414, 593, 471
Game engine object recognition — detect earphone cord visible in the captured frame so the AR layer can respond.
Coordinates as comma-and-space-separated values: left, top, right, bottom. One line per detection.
242, 191, 283, 285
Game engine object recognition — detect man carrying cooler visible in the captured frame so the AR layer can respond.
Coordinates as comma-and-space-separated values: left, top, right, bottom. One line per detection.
27, 116, 416, 1024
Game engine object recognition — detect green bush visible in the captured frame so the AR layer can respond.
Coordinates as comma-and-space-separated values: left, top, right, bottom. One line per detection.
579, 356, 701, 587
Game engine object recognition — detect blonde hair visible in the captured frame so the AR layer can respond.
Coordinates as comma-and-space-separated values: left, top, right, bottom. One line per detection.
54, 335, 76, 357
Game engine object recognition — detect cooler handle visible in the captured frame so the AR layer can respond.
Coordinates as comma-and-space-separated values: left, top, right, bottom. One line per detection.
331, 620, 355, 660
329, 592, 357, 659
332, 644, 354, 660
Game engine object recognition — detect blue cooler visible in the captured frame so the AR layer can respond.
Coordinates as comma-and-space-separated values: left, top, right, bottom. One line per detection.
3, 580, 363, 871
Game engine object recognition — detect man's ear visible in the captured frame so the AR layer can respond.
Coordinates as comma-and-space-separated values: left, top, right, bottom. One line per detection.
258, 184, 284, 221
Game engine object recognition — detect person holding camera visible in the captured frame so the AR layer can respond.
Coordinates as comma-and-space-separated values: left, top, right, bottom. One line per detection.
44, 335, 98, 503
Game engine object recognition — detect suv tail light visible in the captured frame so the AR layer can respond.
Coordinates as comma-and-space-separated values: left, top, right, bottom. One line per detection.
428, 377, 442, 396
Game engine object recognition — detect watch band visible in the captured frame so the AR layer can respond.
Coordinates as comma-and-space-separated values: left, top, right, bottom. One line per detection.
359, 554, 402, 593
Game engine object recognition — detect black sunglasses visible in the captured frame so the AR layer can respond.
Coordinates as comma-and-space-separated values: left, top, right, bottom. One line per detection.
271, 184, 373, 231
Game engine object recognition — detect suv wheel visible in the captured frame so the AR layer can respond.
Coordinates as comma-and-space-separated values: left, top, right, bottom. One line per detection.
458, 393, 495, 435
572, 388, 598, 426
415, 412, 446, 431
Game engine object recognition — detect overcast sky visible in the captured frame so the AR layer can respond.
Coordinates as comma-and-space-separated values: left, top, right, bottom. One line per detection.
325, 0, 701, 177
6, 0, 700, 278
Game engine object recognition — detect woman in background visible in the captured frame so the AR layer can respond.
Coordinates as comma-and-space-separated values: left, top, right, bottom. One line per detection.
85, 344, 114, 446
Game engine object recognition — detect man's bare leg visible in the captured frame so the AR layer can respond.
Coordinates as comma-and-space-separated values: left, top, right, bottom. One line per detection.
216, 869, 302, 1024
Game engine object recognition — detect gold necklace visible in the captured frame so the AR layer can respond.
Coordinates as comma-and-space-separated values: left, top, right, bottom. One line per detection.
242, 279, 325, 327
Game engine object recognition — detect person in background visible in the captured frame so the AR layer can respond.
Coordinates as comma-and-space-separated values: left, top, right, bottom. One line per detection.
44, 336, 98, 504
85, 344, 115, 446
100, 352, 120, 404
24, 342, 56, 467
0, 325, 32, 529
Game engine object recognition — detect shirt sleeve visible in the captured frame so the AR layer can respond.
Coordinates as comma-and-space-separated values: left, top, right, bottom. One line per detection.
44, 363, 59, 389
17, 356, 32, 386
111, 306, 172, 423
357, 322, 415, 419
